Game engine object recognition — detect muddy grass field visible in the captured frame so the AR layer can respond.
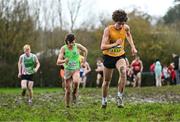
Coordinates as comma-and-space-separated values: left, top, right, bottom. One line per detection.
0, 85, 180, 121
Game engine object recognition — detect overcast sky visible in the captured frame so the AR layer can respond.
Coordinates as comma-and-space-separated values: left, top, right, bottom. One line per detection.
95, 0, 174, 17
28, 0, 175, 30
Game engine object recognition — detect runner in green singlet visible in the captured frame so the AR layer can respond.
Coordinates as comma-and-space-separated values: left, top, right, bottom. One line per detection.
57, 33, 88, 108
18, 44, 40, 104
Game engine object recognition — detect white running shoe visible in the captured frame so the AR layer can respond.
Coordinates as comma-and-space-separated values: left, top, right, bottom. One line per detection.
101, 102, 107, 109
117, 96, 124, 108
28, 99, 32, 104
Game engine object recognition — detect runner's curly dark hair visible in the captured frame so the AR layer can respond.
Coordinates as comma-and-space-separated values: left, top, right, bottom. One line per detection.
112, 9, 128, 22
65, 33, 75, 44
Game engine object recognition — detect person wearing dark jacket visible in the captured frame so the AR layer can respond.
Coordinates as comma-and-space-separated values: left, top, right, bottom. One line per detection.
172, 53, 180, 84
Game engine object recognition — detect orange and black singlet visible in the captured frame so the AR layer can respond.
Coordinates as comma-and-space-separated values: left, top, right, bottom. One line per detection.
102, 25, 126, 57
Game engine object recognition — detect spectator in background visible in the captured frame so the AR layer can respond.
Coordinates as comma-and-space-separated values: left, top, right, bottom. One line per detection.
154, 59, 162, 87
150, 62, 155, 74
95, 58, 104, 88
131, 55, 143, 87
172, 53, 180, 84
162, 65, 170, 85
168, 63, 176, 85
150, 61, 156, 85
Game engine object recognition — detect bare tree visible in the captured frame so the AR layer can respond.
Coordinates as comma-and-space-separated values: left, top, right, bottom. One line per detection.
57, 0, 63, 30
67, 0, 82, 32
42, 1, 49, 31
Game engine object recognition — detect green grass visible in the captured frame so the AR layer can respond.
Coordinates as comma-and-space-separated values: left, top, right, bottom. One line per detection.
0, 86, 180, 121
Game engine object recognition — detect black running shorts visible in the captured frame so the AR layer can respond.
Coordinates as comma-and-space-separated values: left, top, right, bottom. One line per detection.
21, 74, 34, 81
103, 54, 126, 68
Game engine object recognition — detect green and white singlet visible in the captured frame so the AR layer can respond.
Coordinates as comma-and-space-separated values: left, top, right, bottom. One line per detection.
20, 53, 37, 75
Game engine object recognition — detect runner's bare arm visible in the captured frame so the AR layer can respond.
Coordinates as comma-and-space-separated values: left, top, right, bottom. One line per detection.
125, 24, 137, 55
56, 47, 68, 65
34, 56, 40, 72
18, 56, 22, 77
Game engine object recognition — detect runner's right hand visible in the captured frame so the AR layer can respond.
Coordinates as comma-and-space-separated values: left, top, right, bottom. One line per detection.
18, 73, 21, 78
64, 58, 69, 64
116, 39, 122, 45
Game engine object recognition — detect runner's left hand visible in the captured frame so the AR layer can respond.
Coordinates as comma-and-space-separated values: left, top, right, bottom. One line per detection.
131, 47, 137, 56
34, 68, 38, 73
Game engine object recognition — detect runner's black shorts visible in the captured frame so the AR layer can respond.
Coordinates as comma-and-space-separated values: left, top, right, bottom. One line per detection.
21, 74, 34, 81
103, 54, 126, 69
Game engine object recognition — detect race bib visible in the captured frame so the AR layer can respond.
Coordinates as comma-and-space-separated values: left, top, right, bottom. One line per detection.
109, 45, 121, 53
68, 61, 77, 68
